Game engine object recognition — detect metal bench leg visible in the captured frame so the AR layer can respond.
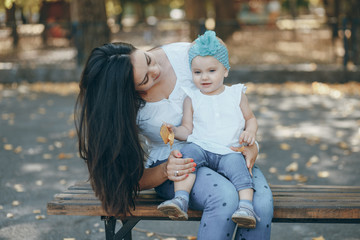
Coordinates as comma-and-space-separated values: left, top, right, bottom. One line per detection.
114, 219, 140, 240
102, 216, 116, 240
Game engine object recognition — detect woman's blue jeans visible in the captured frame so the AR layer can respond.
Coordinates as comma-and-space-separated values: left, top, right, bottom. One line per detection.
151, 146, 273, 240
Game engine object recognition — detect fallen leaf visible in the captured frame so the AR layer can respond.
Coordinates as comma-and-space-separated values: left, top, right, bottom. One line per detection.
294, 174, 308, 183
269, 167, 277, 174
312, 236, 325, 240
306, 136, 320, 145
0, 205, 3, 210
338, 141, 349, 150
63, 238, 76, 240
278, 175, 293, 181
12, 200, 20, 206
6, 213, 14, 218
38, 107, 46, 114
58, 153, 74, 159
36, 137, 47, 143
187, 237, 197, 240
85, 230, 91, 235
33, 209, 41, 214
280, 143, 291, 150
332, 155, 339, 161
59, 179, 67, 185
99, 228, 105, 233
54, 141, 63, 148
43, 153, 52, 159
306, 155, 319, 167
319, 144, 328, 151
35, 215, 46, 220
146, 232, 154, 237
285, 162, 298, 172
14, 184, 25, 192
68, 129, 76, 138
14, 146, 22, 153
317, 171, 330, 178
291, 153, 300, 159
58, 165, 68, 171
36, 180, 43, 186
4, 144, 13, 151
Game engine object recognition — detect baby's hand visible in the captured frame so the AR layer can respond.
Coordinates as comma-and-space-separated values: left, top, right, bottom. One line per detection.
239, 130, 256, 146
163, 122, 176, 134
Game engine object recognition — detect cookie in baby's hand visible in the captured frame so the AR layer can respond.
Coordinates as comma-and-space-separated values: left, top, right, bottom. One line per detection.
231, 146, 245, 152
160, 124, 175, 147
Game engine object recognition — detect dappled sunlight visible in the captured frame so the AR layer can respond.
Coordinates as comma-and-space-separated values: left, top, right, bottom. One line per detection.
247, 82, 360, 187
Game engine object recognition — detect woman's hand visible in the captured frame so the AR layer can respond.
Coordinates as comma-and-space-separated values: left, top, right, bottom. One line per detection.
165, 149, 195, 182
241, 144, 258, 176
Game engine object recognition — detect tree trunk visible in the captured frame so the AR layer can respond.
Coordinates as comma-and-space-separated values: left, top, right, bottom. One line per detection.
213, 0, 239, 41
6, 3, 19, 48
70, 0, 110, 65
184, 0, 207, 40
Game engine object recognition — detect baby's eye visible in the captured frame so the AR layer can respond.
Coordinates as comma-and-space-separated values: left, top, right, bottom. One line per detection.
209, 69, 216, 72
194, 71, 201, 74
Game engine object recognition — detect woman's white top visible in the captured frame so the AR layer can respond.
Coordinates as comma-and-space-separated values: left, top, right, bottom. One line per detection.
137, 42, 197, 167
183, 84, 247, 155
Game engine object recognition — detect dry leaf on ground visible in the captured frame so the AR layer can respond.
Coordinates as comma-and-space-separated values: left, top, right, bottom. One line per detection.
285, 162, 298, 172
269, 167, 277, 174
278, 175, 293, 181
312, 236, 325, 240
317, 171, 330, 178
280, 143, 291, 150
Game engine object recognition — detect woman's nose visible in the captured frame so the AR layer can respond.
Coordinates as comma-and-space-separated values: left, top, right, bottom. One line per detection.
149, 65, 159, 78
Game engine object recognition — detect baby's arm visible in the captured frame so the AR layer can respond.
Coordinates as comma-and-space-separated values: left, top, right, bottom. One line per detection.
239, 93, 258, 146
171, 97, 193, 141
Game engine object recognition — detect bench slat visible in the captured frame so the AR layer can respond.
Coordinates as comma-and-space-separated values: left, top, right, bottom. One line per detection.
47, 183, 360, 223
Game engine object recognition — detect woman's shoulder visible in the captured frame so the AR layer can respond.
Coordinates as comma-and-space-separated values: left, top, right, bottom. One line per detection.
162, 42, 191, 50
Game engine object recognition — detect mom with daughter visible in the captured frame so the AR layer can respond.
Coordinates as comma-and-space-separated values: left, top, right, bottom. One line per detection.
76, 30, 273, 239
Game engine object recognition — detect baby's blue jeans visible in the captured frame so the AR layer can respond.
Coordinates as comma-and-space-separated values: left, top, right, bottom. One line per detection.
181, 143, 254, 191
151, 144, 273, 240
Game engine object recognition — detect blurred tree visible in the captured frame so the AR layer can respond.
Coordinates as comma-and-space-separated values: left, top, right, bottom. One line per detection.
70, 0, 110, 65
4, 1, 19, 48
184, 0, 206, 40
213, 0, 239, 41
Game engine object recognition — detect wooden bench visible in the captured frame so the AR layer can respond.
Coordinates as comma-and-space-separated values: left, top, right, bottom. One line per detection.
47, 182, 360, 240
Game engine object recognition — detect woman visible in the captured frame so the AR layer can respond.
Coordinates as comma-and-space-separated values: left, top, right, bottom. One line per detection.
75, 41, 273, 240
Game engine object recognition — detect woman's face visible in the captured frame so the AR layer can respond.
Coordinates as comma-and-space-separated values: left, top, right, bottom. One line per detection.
131, 49, 161, 92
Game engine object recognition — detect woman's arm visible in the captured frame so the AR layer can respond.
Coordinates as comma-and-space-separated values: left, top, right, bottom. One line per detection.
138, 150, 195, 190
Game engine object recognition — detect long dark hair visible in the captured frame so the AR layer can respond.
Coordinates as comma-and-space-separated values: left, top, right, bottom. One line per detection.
75, 42, 146, 216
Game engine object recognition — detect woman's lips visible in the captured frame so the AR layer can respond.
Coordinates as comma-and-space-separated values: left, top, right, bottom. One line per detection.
154, 73, 160, 81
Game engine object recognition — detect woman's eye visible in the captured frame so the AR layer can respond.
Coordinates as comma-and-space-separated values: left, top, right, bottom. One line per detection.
146, 54, 151, 65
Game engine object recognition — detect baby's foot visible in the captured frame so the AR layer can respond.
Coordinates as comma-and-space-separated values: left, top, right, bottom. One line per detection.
231, 206, 259, 228
157, 196, 188, 220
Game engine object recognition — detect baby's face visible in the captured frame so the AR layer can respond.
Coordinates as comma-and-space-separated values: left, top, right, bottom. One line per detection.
191, 56, 229, 95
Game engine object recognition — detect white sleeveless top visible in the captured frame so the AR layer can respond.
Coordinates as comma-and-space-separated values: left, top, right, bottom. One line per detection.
183, 84, 247, 155
136, 42, 197, 167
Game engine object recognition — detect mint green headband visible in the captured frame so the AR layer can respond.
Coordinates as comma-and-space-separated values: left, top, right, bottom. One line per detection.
188, 30, 230, 70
